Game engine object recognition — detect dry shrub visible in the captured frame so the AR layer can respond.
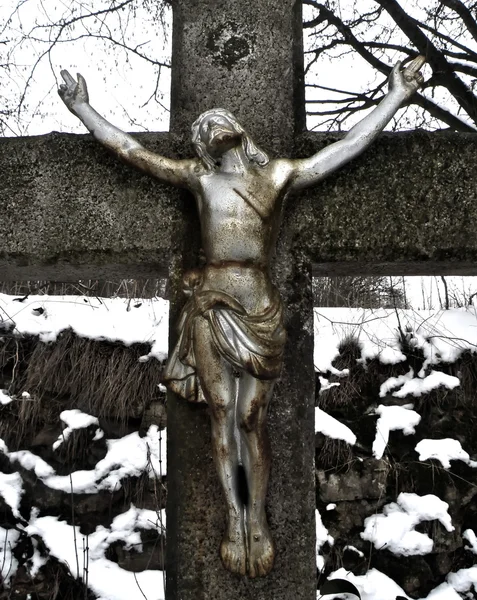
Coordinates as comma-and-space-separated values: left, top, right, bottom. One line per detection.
441, 350, 477, 408
318, 337, 366, 411
4, 555, 96, 600
0, 278, 167, 299
316, 436, 354, 472
54, 426, 108, 475
319, 337, 409, 413
16, 329, 163, 421
0, 394, 52, 450
0, 334, 36, 390
0, 330, 165, 452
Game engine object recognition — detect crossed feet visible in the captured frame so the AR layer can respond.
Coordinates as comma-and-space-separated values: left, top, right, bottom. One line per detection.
220, 510, 275, 578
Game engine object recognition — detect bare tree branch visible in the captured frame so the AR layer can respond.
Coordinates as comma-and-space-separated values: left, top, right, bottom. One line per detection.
375, 0, 477, 124
440, 0, 477, 44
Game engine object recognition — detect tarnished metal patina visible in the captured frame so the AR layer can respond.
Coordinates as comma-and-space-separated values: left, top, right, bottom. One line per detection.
58, 57, 424, 578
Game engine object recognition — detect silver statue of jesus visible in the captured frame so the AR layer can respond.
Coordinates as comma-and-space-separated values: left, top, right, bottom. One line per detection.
58, 56, 424, 578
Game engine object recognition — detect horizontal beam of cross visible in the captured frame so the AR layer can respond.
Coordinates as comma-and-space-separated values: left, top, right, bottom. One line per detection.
1, 130, 476, 280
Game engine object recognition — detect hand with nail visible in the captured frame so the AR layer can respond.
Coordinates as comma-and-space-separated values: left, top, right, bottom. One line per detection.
389, 55, 426, 99
58, 70, 89, 115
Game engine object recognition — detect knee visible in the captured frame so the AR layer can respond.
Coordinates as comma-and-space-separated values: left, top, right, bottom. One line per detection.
209, 396, 234, 422
238, 401, 266, 433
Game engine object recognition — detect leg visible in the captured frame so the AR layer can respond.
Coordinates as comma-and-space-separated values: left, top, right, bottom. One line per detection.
193, 316, 247, 575
237, 374, 276, 578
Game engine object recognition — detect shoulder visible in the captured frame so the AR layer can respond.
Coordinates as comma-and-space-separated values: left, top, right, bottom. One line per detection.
264, 158, 295, 187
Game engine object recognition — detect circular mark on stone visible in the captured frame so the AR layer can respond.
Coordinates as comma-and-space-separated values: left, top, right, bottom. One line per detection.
207, 21, 255, 70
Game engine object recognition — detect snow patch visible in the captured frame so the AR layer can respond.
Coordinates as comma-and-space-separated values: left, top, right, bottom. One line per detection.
463, 529, 477, 555
316, 509, 334, 572
379, 368, 414, 397
0, 471, 24, 518
53, 409, 102, 450
361, 492, 454, 556
315, 407, 356, 445
372, 404, 421, 459
8, 426, 166, 493
415, 438, 477, 469
393, 370, 460, 398
0, 389, 13, 405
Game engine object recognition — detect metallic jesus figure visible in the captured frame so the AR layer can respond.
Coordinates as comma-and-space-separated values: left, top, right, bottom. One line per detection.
58, 56, 424, 578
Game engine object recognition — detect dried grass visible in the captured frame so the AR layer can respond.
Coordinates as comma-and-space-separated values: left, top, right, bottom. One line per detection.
3, 330, 163, 420
319, 336, 409, 413
0, 394, 51, 450
316, 437, 354, 472
0, 330, 164, 449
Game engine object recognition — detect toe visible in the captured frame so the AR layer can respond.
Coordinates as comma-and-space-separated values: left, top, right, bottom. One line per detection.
258, 558, 267, 577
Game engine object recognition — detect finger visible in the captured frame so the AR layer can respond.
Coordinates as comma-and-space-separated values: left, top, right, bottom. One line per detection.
60, 69, 76, 86
405, 55, 426, 73
77, 73, 87, 91
391, 61, 402, 76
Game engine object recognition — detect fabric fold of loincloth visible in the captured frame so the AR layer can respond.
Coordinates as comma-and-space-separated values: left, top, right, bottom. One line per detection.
162, 283, 286, 403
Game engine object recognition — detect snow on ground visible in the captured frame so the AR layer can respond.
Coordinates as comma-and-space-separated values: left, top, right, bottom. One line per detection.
361, 493, 454, 556
415, 438, 477, 469
315, 407, 357, 445
1, 423, 167, 598
2, 297, 477, 598
5, 425, 167, 492
314, 306, 477, 373
321, 568, 463, 600
53, 409, 103, 450
0, 293, 169, 362
26, 505, 166, 600
372, 404, 421, 459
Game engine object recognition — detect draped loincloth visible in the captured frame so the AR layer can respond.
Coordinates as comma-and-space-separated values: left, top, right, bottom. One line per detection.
162, 278, 286, 403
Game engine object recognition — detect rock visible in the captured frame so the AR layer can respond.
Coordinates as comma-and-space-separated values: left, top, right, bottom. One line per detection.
317, 458, 390, 503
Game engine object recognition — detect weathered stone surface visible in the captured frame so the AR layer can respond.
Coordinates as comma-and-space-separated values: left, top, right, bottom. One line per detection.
2, 131, 477, 280
170, 0, 305, 152
317, 458, 389, 503
166, 2, 316, 599
0, 132, 183, 280
296, 131, 477, 275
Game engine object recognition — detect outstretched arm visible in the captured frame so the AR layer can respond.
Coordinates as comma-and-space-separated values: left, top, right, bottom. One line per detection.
288, 57, 425, 191
58, 70, 197, 189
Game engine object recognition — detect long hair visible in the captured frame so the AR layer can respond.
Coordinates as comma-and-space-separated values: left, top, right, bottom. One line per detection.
191, 108, 269, 171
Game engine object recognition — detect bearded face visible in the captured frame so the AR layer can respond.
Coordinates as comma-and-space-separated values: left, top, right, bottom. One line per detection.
191, 108, 269, 171
199, 114, 242, 158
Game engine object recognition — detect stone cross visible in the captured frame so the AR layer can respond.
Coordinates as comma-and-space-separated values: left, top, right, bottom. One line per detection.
1, 1, 477, 600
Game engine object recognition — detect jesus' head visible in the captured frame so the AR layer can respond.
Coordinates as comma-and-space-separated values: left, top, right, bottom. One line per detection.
191, 108, 269, 171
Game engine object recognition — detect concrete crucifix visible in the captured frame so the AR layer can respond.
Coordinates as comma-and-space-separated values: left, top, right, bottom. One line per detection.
58, 55, 423, 583
3, 2, 477, 600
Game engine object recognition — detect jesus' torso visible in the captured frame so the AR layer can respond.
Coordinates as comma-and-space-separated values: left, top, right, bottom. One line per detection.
189, 160, 291, 314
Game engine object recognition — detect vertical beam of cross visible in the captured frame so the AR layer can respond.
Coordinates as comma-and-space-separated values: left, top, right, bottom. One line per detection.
166, 2, 316, 599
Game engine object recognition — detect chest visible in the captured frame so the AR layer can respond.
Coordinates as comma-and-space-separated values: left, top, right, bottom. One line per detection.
196, 171, 280, 221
